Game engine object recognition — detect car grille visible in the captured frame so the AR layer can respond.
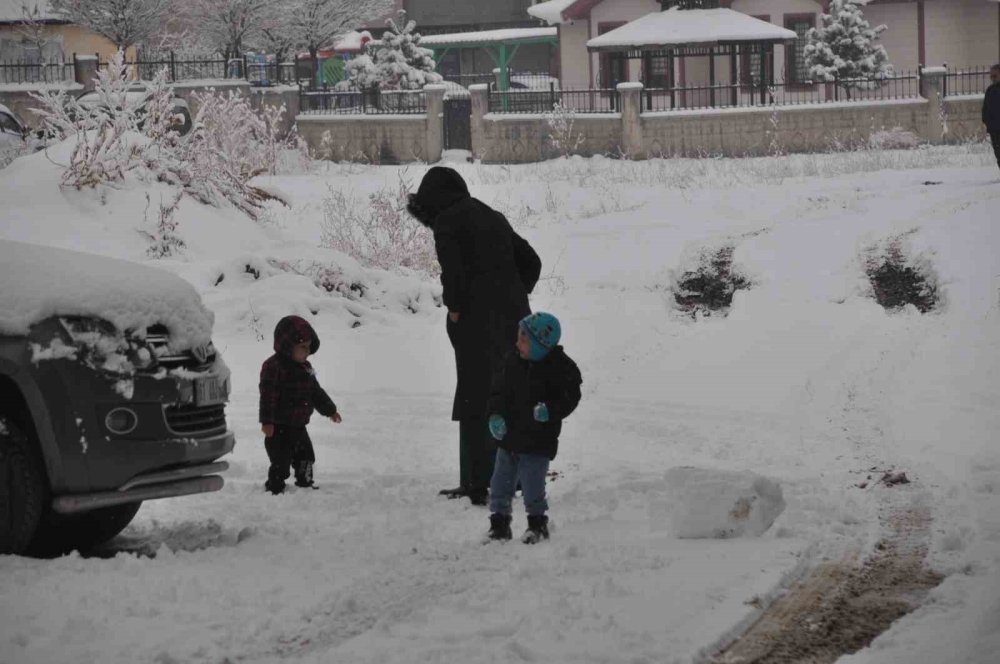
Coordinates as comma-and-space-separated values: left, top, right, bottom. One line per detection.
164, 404, 227, 436
145, 324, 215, 371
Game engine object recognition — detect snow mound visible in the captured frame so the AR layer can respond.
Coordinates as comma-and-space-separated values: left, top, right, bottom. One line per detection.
665, 466, 785, 539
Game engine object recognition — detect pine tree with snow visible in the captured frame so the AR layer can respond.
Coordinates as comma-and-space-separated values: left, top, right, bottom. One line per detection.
344, 11, 441, 91
804, 0, 893, 97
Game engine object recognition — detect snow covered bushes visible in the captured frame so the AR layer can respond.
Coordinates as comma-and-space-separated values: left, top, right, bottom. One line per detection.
670, 245, 753, 318
31, 50, 299, 221
320, 173, 439, 276
804, 0, 893, 97
863, 232, 939, 313
341, 11, 441, 91
544, 102, 585, 159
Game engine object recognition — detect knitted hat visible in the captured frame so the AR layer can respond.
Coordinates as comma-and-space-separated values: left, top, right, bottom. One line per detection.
519, 312, 561, 361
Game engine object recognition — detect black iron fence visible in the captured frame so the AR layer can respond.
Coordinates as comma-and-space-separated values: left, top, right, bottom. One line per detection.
488, 86, 619, 114
0, 59, 75, 84
640, 71, 920, 112
298, 86, 427, 115
942, 66, 992, 97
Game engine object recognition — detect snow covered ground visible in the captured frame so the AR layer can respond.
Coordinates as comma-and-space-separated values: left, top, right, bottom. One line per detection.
1, 142, 998, 664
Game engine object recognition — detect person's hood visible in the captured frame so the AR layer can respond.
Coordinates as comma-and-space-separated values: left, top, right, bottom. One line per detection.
273, 315, 320, 357
408, 166, 470, 227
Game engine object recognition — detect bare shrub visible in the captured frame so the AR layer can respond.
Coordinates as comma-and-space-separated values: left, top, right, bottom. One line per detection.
320, 172, 439, 276
544, 102, 585, 158
141, 190, 185, 258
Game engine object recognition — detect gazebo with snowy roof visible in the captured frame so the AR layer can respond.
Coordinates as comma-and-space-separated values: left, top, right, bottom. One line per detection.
586, 1, 796, 107
418, 27, 558, 92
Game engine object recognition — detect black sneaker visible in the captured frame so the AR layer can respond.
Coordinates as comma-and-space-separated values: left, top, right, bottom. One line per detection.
521, 515, 549, 544
485, 514, 512, 542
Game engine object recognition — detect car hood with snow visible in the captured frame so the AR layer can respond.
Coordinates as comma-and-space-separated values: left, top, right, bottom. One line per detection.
0, 239, 214, 351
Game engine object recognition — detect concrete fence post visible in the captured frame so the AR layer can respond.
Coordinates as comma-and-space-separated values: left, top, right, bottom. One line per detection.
618, 81, 644, 159
469, 83, 489, 161
424, 84, 445, 163
73, 54, 99, 92
919, 66, 947, 144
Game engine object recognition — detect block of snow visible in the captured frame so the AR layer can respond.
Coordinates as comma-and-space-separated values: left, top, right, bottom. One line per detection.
664, 467, 785, 539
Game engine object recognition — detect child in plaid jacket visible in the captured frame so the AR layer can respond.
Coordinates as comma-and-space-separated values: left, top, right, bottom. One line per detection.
259, 315, 341, 494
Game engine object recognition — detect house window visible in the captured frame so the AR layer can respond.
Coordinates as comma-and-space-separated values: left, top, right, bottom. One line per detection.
598, 22, 627, 88
645, 55, 671, 88
784, 14, 815, 84
741, 15, 772, 86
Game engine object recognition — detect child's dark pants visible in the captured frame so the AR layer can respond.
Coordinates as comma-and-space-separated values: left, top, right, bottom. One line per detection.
264, 425, 316, 493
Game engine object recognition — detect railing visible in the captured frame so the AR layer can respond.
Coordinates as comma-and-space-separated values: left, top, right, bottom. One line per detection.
0, 59, 75, 84
298, 86, 428, 115
642, 71, 920, 112
101, 53, 239, 81
942, 66, 992, 97
488, 86, 619, 113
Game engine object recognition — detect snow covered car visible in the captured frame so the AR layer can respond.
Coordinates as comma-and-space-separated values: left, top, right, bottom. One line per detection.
74, 89, 193, 136
0, 103, 42, 164
0, 241, 235, 555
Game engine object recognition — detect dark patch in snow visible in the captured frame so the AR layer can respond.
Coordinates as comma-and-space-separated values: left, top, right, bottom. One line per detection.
245, 264, 261, 280
864, 235, 938, 313
672, 246, 752, 318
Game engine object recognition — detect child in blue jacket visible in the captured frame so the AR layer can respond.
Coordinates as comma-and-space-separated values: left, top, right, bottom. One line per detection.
486, 312, 582, 543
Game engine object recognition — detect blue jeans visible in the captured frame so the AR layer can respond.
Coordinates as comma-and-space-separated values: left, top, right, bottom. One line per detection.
489, 448, 549, 516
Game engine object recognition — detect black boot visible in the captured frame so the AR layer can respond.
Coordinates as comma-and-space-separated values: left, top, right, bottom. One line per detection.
486, 513, 512, 542
439, 486, 469, 499
294, 461, 316, 488
467, 487, 488, 506
522, 515, 549, 544
265, 467, 285, 495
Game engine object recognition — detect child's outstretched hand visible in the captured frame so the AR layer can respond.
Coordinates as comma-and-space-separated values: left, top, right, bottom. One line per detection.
261, 423, 274, 438
533, 403, 549, 422
488, 414, 507, 440
330, 413, 343, 424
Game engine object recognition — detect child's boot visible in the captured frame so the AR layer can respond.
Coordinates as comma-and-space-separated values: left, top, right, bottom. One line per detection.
522, 515, 549, 544
294, 461, 317, 489
486, 513, 512, 542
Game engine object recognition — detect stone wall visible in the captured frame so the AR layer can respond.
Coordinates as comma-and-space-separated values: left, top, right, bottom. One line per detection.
296, 115, 433, 163
943, 96, 988, 143
642, 99, 928, 157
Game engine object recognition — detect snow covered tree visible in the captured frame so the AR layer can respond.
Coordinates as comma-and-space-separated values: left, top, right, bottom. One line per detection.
187, 0, 271, 63
16, 3, 52, 55
343, 11, 442, 91
252, 6, 298, 68
804, 0, 893, 97
50, 0, 168, 52
287, 0, 392, 84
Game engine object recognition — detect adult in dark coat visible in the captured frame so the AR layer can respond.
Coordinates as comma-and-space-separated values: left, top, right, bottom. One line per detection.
983, 65, 1000, 172
407, 167, 542, 505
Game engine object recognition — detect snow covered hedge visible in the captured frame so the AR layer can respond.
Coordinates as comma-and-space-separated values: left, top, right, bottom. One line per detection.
31, 51, 301, 221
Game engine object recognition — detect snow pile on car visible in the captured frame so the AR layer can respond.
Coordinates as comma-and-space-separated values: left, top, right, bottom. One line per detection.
0, 239, 214, 349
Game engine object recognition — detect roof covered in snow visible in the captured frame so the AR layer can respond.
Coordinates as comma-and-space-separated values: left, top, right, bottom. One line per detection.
587, 8, 798, 51
0, 240, 214, 348
418, 27, 557, 48
0, 0, 58, 23
526, 0, 576, 25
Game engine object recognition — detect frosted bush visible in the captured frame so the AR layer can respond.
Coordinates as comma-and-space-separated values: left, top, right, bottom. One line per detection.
320, 173, 439, 276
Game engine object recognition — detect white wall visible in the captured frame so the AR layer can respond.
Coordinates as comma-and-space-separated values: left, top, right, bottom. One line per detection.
859, 2, 919, 71
925, 0, 999, 68
559, 21, 592, 89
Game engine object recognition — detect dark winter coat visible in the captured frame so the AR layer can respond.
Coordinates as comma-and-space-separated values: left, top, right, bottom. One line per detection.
984, 81, 1000, 135
487, 346, 582, 460
410, 167, 542, 421
259, 315, 337, 427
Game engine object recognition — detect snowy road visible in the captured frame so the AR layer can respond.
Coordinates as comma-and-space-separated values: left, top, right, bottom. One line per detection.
2, 145, 999, 663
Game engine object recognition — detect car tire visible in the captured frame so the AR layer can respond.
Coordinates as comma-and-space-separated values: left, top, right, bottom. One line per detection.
29, 501, 143, 557
0, 416, 47, 555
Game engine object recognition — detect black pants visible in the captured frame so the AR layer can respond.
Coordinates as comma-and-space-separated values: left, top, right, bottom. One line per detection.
459, 417, 496, 493
264, 426, 316, 492
991, 133, 1000, 170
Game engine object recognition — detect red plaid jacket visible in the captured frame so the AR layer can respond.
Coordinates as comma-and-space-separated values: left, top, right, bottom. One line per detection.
259, 316, 337, 427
